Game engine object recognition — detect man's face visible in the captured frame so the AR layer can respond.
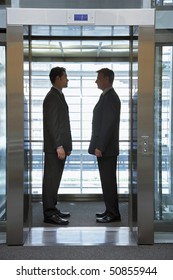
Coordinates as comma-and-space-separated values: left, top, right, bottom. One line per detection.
55, 72, 69, 89
60, 72, 69, 88
95, 73, 107, 91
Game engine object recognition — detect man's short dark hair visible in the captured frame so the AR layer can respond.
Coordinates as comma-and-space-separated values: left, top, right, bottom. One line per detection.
97, 68, 114, 84
49, 67, 66, 84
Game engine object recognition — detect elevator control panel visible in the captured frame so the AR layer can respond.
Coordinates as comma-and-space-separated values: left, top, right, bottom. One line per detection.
67, 10, 95, 24
141, 136, 150, 155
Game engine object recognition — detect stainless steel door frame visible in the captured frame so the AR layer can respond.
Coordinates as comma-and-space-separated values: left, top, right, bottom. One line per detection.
137, 26, 155, 244
6, 8, 155, 245
6, 25, 25, 245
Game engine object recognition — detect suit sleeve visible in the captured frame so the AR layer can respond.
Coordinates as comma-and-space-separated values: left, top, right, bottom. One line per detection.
97, 94, 120, 152
44, 94, 63, 149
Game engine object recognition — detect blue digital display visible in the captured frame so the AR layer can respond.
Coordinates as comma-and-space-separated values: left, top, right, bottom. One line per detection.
74, 14, 88, 21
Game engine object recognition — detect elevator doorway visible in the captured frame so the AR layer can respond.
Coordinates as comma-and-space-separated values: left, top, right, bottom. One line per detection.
6, 8, 155, 245
24, 26, 137, 197
23, 25, 137, 233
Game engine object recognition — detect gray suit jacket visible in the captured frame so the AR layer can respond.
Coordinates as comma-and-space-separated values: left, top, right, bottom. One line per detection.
88, 88, 121, 156
43, 87, 72, 153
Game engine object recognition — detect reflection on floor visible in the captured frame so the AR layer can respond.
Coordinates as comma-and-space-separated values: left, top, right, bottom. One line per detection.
1, 228, 173, 246
24, 227, 137, 246
155, 232, 173, 243
0, 232, 6, 244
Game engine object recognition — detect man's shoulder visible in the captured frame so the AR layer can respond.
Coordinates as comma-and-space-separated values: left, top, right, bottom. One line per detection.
48, 87, 60, 96
44, 87, 59, 99
43, 89, 60, 108
105, 88, 119, 99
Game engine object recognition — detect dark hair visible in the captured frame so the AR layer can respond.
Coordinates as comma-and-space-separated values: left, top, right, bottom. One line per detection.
49, 67, 66, 84
97, 68, 114, 84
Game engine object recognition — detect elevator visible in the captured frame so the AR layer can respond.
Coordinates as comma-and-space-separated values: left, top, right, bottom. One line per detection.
5, 8, 156, 245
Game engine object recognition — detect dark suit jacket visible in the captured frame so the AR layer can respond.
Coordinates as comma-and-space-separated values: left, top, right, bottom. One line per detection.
43, 87, 72, 153
88, 88, 121, 156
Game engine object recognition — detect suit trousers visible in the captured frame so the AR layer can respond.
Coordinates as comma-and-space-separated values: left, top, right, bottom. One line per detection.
97, 155, 120, 217
42, 153, 65, 218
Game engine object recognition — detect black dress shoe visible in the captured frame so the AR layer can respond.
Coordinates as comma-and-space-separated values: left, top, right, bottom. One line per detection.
96, 213, 121, 223
44, 214, 69, 225
96, 211, 107, 218
56, 209, 70, 218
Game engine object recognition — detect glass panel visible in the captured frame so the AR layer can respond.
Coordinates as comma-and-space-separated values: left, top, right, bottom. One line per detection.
164, 0, 173, 4
0, 0, 10, 5
155, 45, 173, 221
52, 26, 81, 36
132, 56, 138, 226
154, 0, 173, 6
0, 46, 6, 222
24, 37, 31, 226
29, 40, 130, 58
23, 26, 138, 195
31, 26, 130, 37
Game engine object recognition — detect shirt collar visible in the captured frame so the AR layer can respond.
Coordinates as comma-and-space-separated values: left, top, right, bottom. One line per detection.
102, 87, 113, 95
53, 86, 63, 94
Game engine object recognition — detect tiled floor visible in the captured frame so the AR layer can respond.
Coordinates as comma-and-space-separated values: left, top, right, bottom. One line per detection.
24, 226, 137, 246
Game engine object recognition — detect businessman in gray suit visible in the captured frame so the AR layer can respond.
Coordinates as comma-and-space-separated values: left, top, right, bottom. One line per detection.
88, 68, 121, 223
42, 67, 72, 225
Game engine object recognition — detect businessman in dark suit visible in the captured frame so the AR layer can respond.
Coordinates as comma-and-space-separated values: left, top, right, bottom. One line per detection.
88, 68, 121, 223
42, 67, 72, 225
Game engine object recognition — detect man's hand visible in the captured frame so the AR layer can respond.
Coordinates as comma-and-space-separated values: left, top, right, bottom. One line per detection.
56, 146, 66, 160
95, 148, 102, 157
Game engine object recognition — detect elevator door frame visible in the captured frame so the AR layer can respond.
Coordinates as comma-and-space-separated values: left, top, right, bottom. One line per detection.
6, 8, 155, 245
